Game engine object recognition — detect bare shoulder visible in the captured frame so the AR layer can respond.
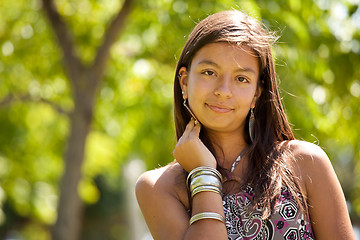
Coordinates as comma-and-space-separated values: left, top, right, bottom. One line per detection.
286, 140, 332, 176
135, 161, 187, 201
135, 162, 190, 239
287, 140, 329, 163
282, 140, 334, 193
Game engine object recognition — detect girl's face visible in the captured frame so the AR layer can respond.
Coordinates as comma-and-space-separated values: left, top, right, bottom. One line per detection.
179, 42, 261, 134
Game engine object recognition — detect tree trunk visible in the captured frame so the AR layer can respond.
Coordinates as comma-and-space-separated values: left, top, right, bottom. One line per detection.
41, 0, 134, 239
51, 83, 95, 240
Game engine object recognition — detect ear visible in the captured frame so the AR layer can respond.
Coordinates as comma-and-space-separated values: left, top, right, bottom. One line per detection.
250, 85, 262, 109
178, 67, 189, 99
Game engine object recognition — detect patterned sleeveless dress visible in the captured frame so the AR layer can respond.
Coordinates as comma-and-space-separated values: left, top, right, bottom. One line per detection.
223, 186, 315, 240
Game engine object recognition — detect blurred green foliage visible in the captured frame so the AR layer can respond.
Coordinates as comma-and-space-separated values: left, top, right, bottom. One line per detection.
0, 0, 359, 239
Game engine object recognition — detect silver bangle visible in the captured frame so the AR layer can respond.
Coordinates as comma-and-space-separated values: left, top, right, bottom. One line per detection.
186, 167, 223, 187
191, 185, 222, 198
191, 169, 222, 181
191, 166, 222, 180
189, 212, 225, 226
189, 175, 222, 192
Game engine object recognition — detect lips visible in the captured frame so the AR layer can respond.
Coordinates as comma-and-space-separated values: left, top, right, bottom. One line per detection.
206, 103, 234, 113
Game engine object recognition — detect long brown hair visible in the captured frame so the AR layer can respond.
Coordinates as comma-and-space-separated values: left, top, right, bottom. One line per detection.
173, 10, 305, 218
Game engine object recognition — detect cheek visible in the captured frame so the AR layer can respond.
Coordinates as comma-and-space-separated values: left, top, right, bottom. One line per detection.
187, 77, 209, 96
236, 87, 257, 100
232, 89, 257, 110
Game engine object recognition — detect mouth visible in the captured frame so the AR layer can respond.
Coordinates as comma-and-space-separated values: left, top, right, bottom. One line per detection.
206, 103, 234, 113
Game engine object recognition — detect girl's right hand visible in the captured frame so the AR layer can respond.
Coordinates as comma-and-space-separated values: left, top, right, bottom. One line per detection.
173, 118, 217, 173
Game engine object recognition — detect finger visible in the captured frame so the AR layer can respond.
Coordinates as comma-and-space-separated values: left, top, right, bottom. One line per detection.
190, 120, 201, 136
173, 118, 195, 158
183, 118, 196, 135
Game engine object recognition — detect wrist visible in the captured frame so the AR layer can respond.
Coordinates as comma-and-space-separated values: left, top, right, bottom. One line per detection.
187, 166, 223, 198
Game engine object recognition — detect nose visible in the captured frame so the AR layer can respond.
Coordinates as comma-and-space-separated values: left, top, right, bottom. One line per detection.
213, 75, 232, 98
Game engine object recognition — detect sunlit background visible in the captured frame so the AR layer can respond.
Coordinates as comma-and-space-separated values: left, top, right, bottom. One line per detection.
0, 0, 359, 239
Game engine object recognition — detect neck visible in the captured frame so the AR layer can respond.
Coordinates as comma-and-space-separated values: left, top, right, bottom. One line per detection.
206, 129, 248, 168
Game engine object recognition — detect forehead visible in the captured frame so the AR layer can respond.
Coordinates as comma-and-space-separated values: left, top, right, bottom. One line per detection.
190, 42, 259, 74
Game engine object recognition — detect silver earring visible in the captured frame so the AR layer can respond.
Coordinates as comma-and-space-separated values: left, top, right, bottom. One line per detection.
182, 91, 185, 95
249, 108, 255, 142
183, 98, 198, 121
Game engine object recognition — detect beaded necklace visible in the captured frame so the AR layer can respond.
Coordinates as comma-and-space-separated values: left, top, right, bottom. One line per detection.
225, 146, 248, 181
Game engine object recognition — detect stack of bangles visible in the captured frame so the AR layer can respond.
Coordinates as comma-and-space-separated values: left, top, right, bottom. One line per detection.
186, 166, 225, 226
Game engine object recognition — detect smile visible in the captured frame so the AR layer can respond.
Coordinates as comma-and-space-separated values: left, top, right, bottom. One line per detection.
206, 103, 234, 113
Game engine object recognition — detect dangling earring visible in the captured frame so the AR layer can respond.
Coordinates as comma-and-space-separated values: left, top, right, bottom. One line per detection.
183, 98, 188, 108
182, 91, 190, 114
249, 108, 255, 142
183, 97, 198, 123
182, 91, 187, 109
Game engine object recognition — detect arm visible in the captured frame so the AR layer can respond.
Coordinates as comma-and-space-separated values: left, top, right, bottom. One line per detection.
136, 119, 227, 239
136, 166, 190, 240
292, 141, 355, 239
136, 165, 227, 240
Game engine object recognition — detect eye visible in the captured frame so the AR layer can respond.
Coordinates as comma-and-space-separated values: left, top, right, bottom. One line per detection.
237, 76, 249, 83
203, 70, 215, 76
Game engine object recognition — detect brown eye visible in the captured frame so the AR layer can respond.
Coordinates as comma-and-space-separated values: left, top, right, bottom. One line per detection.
203, 70, 215, 76
237, 76, 249, 83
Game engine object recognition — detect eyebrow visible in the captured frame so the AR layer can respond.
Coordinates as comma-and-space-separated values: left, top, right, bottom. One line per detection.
197, 59, 257, 75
